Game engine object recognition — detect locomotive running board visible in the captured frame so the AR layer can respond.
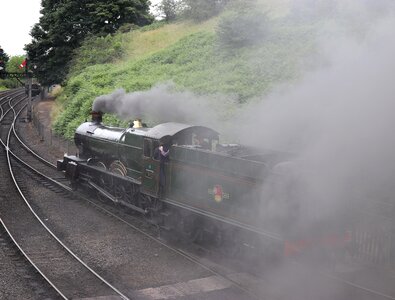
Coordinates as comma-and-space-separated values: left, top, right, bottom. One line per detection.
88, 180, 147, 214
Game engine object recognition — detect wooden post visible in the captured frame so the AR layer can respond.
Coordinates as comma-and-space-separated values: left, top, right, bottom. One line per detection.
26, 59, 33, 122
27, 76, 32, 121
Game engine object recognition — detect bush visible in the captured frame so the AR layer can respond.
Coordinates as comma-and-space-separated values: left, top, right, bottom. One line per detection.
49, 85, 63, 97
139, 20, 166, 32
69, 33, 128, 75
216, 10, 269, 49
181, 0, 230, 21
154, 0, 181, 21
54, 15, 315, 138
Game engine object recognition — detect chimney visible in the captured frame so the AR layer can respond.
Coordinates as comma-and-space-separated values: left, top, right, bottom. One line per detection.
133, 119, 143, 128
91, 111, 103, 124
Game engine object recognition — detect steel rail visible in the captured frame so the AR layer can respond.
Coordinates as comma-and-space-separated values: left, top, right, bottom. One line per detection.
74, 191, 264, 300
0, 219, 68, 300
76, 157, 395, 300
12, 114, 57, 168
0, 96, 68, 300
0, 90, 25, 119
6, 99, 263, 300
1, 97, 131, 300
7, 92, 395, 300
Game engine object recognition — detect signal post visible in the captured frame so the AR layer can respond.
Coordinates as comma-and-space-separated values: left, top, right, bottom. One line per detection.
0, 59, 35, 122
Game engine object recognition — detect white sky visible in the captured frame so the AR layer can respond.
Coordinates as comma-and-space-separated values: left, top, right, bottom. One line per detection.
0, 0, 161, 57
0, 0, 42, 56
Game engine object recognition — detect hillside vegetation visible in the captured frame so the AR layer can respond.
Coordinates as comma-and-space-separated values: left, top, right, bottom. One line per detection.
54, 3, 318, 139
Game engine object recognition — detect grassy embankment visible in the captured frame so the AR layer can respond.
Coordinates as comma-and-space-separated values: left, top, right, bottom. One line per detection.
54, 9, 316, 139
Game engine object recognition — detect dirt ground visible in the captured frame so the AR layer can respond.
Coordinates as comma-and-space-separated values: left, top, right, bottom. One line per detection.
34, 98, 54, 128
25, 97, 77, 163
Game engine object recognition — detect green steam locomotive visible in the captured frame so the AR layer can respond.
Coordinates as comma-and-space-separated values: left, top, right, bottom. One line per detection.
58, 111, 347, 259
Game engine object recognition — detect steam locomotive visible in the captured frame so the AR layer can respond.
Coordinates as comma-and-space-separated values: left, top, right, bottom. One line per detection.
58, 111, 349, 260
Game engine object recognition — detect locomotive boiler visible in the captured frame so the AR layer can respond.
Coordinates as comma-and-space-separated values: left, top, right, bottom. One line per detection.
58, 111, 348, 260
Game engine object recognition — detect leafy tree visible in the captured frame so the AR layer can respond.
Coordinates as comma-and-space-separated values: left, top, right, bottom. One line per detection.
180, 0, 231, 21
69, 33, 127, 75
216, 10, 269, 49
7, 56, 26, 73
0, 47, 9, 78
0, 55, 25, 88
25, 0, 153, 86
155, 0, 181, 21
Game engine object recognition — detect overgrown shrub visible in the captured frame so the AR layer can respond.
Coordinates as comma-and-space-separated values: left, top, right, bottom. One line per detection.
181, 0, 230, 21
54, 15, 315, 138
69, 33, 128, 75
216, 10, 269, 49
139, 20, 167, 32
0, 56, 25, 89
154, 0, 181, 21
118, 23, 140, 33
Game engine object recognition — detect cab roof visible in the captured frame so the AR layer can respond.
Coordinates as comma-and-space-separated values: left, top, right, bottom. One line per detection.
144, 122, 219, 141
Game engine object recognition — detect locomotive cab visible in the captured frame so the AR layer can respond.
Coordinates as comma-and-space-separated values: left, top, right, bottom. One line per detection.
140, 138, 161, 196
140, 123, 219, 198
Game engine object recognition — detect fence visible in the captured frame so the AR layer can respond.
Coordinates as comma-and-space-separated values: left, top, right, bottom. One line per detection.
351, 224, 394, 266
349, 207, 395, 269
31, 105, 78, 156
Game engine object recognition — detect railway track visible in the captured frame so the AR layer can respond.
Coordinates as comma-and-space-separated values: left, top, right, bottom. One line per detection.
2, 88, 395, 300
0, 90, 130, 299
0, 90, 62, 299
2, 90, 263, 299
7, 91, 273, 300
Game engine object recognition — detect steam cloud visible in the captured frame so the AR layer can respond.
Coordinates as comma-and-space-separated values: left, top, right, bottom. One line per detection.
233, 2, 395, 299
91, 0, 395, 234
92, 1, 395, 298
237, 15, 395, 218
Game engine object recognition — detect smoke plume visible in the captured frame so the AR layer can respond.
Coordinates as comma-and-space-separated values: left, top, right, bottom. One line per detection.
232, 3, 395, 299
91, 1, 395, 298
236, 14, 395, 215
92, 83, 235, 128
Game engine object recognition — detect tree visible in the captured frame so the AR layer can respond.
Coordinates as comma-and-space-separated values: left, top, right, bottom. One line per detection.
0, 47, 9, 78
155, 0, 181, 21
6, 56, 26, 73
180, 0, 231, 21
217, 10, 269, 49
25, 0, 153, 86
2, 56, 26, 88
0, 54, 25, 88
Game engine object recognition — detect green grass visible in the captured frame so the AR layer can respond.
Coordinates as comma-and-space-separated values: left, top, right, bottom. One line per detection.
54, 8, 317, 139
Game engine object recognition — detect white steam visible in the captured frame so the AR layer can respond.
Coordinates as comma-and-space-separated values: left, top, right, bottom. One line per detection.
237, 15, 395, 217
91, 2, 395, 298
235, 9, 395, 300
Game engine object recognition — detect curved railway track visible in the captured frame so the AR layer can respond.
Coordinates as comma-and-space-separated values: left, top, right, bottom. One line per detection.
0, 90, 130, 299
2, 90, 263, 299
1, 89, 395, 300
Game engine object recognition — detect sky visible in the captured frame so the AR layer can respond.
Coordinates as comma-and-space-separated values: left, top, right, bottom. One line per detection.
0, 0, 161, 57
0, 0, 42, 56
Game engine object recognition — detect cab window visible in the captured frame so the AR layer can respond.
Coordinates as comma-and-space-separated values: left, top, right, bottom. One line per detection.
152, 141, 160, 161
143, 139, 151, 158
